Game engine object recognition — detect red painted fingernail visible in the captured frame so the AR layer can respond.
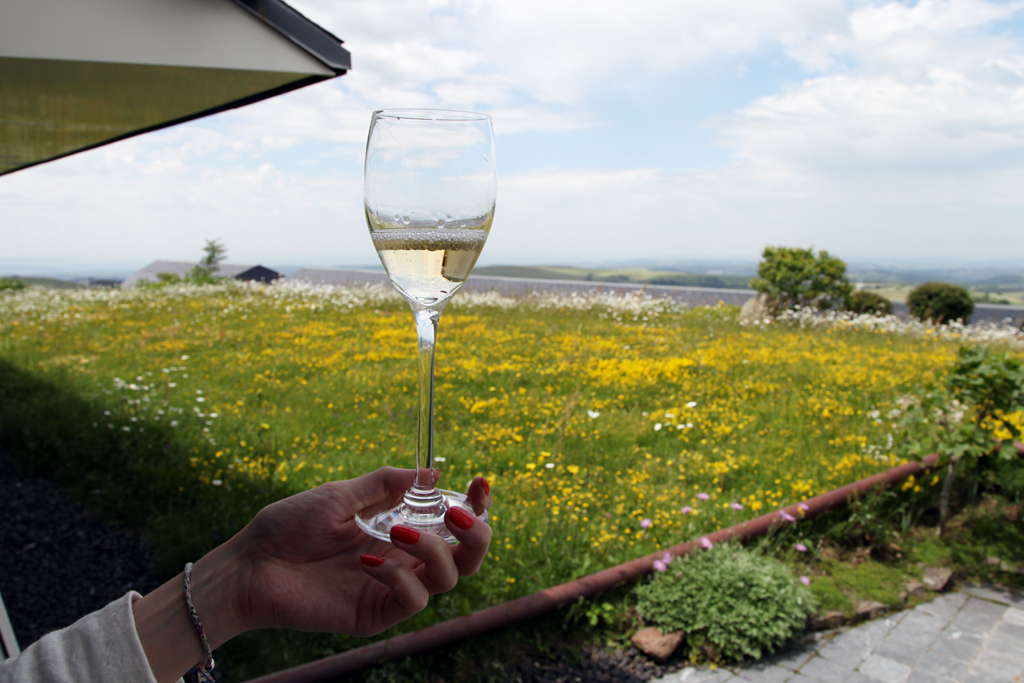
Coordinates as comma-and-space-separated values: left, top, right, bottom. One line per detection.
448, 507, 475, 530
391, 525, 421, 544
360, 554, 385, 567
480, 477, 490, 495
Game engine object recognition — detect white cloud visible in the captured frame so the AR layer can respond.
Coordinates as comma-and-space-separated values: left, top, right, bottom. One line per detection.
718, 0, 1024, 183
198, 0, 855, 148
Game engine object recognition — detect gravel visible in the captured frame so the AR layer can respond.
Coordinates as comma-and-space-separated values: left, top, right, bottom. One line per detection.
507, 641, 696, 683
0, 449, 161, 648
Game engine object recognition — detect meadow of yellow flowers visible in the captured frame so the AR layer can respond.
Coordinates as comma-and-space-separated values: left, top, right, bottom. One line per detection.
0, 281, 1019, 612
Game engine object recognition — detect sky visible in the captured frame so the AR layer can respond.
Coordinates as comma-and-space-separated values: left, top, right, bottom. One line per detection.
3, 0, 1024, 277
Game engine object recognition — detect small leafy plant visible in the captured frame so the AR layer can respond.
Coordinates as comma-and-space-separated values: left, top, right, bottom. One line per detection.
634, 544, 816, 662
585, 601, 618, 627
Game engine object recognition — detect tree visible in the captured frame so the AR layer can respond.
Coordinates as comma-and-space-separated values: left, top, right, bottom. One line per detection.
188, 239, 228, 281
749, 246, 853, 314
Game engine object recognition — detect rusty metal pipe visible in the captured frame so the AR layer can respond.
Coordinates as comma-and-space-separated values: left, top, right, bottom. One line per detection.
247, 447, 1017, 683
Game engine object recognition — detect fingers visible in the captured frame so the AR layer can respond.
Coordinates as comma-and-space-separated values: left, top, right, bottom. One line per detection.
446, 506, 493, 576
466, 476, 491, 516
358, 554, 429, 631
390, 525, 460, 595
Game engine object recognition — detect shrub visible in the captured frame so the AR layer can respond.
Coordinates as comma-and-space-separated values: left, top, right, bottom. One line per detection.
750, 246, 852, 314
906, 282, 974, 324
0, 277, 25, 291
634, 544, 816, 662
847, 291, 893, 316
893, 345, 1024, 535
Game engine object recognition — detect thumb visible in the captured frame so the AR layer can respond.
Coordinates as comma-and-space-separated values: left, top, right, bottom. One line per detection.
330, 467, 418, 515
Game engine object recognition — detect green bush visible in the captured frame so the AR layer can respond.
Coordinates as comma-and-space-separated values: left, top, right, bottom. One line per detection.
847, 291, 893, 316
750, 246, 853, 314
0, 277, 25, 291
634, 544, 816, 662
893, 345, 1024, 534
906, 282, 974, 324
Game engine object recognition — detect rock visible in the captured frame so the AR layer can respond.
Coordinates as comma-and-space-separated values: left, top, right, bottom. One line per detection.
850, 546, 872, 565
905, 579, 930, 598
1000, 560, 1024, 575
807, 611, 847, 631
630, 626, 684, 662
986, 556, 1002, 567
739, 294, 771, 324
853, 600, 888, 622
922, 566, 953, 592
1007, 505, 1019, 522
699, 641, 718, 663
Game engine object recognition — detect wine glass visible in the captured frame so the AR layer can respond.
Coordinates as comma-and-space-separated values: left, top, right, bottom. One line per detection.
356, 109, 495, 543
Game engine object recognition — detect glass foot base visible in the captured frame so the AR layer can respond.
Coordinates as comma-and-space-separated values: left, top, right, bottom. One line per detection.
355, 489, 487, 545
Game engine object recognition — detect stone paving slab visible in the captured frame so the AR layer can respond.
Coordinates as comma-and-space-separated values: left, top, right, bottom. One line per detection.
652, 585, 1024, 683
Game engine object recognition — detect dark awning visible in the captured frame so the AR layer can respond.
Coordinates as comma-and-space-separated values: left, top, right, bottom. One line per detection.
0, 0, 351, 176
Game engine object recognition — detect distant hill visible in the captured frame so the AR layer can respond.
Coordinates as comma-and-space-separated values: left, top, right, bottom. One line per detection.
473, 266, 753, 289
472, 266, 588, 281
846, 266, 1024, 285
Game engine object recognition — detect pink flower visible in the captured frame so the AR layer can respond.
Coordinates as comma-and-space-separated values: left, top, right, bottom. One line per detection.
730, 502, 743, 510
800, 576, 811, 586
697, 492, 710, 500
799, 503, 809, 512
640, 518, 652, 528
653, 559, 667, 572
681, 506, 693, 515
795, 542, 808, 552
606, 512, 612, 518
779, 510, 796, 522
700, 537, 713, 549
662, 552, 672, 563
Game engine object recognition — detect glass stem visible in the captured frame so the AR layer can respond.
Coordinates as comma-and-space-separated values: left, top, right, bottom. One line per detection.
405, 307, 444, 511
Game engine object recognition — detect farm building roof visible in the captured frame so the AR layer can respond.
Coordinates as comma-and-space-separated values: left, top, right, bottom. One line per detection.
122, 260, 280, 287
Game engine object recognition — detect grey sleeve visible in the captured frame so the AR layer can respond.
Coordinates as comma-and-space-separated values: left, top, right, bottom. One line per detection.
0, 592, 182, 683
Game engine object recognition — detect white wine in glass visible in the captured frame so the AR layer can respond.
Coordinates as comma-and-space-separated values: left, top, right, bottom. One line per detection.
356, 109, 495, 543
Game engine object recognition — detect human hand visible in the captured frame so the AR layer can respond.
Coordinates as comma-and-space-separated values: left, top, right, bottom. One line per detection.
229, 467, 492, 637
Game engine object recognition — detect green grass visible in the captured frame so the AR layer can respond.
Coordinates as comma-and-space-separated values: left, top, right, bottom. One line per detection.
813, 561, 906, 612
0, 281, 1015, 678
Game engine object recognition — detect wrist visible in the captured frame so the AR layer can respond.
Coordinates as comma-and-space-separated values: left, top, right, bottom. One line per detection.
132, 539, 252, 683
187, 537, 252, 648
